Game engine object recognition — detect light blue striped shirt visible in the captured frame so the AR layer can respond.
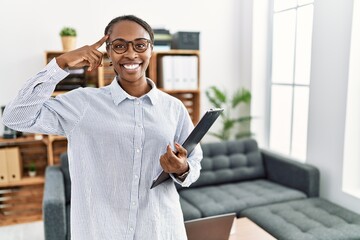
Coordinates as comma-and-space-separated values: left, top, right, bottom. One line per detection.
2, 59, 203, 240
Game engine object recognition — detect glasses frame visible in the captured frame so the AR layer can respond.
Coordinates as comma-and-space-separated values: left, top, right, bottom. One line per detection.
106, 38, 152, 54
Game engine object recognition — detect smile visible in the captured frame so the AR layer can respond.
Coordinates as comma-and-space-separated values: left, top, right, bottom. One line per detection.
122, 64, 141, 70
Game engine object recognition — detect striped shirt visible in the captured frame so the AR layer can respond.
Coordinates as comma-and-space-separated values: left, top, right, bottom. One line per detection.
2, 59, 203, 240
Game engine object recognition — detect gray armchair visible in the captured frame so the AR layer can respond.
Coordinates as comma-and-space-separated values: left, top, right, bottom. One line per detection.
43, 153, 71, 240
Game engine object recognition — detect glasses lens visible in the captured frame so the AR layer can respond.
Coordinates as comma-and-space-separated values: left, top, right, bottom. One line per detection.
112, 39, 127, 54
133, 39, 149, 53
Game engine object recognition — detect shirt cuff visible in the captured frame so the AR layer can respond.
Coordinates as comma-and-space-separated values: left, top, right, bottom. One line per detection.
170, 162, 193, 187
45, 58, 70, 82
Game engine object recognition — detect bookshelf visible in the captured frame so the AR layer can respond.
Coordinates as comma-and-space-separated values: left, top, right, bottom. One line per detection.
0, 134, 67, 226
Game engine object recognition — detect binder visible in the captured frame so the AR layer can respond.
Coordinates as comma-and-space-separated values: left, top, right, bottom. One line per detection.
150, 108, 224, 189
172, 56, 183, 90
160, 56, 174, 89
0, 149, 9, 183
187, 56, 198, 90
172, 56, 198, 90
6, 147, 22, 181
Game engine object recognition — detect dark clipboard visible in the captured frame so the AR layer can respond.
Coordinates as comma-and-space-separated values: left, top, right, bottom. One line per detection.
150, 108, 224, 189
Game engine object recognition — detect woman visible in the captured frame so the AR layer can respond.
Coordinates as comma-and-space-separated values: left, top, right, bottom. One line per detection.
3, 15, 202, 240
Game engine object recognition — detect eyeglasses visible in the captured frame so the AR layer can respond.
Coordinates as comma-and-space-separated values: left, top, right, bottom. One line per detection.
106, 38, 152, 54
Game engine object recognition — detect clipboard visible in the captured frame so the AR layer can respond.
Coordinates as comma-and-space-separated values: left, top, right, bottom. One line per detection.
150, 108, 224, 189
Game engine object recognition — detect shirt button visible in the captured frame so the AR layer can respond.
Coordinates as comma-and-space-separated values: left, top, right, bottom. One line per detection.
129, 227, 134, 231
134, 175, 139, 179
132, 201, 136, 205
136, 148, 140, 153
135, 100, 140, 105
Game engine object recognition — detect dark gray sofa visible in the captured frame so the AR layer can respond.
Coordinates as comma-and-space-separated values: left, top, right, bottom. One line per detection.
178, 139, 319, 221
43, 138, 360, 240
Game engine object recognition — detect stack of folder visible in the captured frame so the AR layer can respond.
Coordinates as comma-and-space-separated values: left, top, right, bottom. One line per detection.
153, 28, 172, 51
159, 55, 198, 90
0, 147, 22, 184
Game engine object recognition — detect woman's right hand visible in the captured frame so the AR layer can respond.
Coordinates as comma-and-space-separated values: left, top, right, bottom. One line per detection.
56, 35, 109, 71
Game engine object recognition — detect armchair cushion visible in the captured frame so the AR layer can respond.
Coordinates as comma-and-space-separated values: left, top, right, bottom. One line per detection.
43, 166, 67, 240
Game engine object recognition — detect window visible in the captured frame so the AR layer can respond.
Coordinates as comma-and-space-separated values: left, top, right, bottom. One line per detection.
268, 0, 314, 160
343, 0, 360, 198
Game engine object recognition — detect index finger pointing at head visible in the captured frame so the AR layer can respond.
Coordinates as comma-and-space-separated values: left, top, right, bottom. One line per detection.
91, 35, 109, 49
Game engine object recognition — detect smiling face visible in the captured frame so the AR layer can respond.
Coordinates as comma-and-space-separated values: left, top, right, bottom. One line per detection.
106, 20, 152, 86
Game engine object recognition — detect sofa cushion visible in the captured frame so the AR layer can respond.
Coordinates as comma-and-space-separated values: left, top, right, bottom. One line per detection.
179, 179, 306, 218
180, 197, 202, 221
241, 198, 360, 240
190, 139, 265, 188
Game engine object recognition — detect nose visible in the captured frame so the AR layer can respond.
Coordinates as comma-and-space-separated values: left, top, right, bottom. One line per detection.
124, 42, 138, 58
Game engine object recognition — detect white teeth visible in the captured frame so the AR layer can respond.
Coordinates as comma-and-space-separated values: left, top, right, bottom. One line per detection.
123, 64, 140, 70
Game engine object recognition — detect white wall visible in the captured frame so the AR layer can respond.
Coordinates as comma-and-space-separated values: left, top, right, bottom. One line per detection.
0, 0, 251, 136
307, 0, 360, 214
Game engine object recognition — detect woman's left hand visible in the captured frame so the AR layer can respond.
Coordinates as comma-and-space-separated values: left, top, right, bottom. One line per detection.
160, 143, 189, 175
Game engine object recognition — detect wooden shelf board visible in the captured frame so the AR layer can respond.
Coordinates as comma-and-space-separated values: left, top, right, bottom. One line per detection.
0, 176, 44, 188
0, 213, 42, 227
0, 135, 42, 145
153, 49, 200, 55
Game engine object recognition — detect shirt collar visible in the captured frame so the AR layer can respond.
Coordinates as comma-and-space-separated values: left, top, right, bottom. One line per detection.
109, 77, 159, 106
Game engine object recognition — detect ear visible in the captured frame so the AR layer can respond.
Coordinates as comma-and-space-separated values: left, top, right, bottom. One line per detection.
106, 45, 111, 57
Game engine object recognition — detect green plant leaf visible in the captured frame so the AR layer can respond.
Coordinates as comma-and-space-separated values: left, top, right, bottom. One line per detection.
28, 162, 36, 171
209, 132, 226, 141
206, 86, 227, 106
235, 116, 252, 123
60, 27, 77, 37
232, 88, 251, 108
235, 131, 253, 139
205, 85, 253, 141
205, 89, 222, 108
224, 119, 235, 130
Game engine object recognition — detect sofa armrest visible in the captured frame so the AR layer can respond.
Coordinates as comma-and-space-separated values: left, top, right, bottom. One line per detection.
261, 149, 320, 197
43, 166, 67, 240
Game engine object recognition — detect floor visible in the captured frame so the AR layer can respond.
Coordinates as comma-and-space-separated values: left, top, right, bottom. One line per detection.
0, 221, 44, 240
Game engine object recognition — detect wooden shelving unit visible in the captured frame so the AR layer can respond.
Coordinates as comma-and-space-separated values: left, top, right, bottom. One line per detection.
0, 134, 67, 226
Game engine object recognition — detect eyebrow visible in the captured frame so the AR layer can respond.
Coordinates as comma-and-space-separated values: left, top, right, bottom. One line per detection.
109, 37, 150, 42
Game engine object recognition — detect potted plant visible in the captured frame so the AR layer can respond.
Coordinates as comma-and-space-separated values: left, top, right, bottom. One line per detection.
205, 86, 252, 141
60, 27, 77, 51
28, 162, 37, 177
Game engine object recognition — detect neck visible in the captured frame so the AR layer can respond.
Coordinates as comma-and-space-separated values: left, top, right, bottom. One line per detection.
117, 77, 151, 97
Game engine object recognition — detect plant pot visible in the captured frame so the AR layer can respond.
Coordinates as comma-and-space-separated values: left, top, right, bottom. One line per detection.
28, 171, 36, 177
61, 36, 76, 51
